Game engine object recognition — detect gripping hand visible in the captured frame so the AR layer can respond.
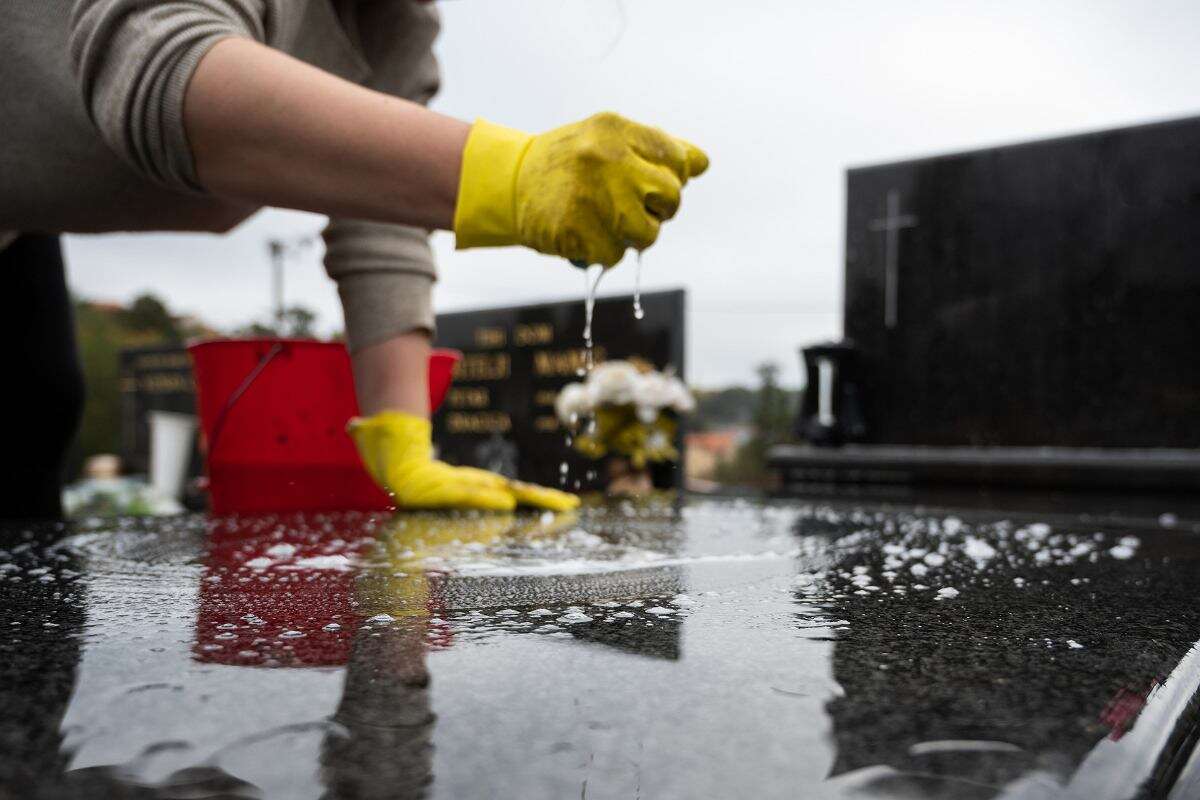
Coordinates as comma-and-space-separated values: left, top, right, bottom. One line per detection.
454, 112, 708, 267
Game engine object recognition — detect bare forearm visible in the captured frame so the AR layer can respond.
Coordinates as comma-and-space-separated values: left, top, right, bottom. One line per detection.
352, 331, 432, 418
184, 37, 469, 230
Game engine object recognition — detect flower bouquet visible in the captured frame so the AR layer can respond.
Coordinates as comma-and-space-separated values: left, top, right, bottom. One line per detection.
555, 360, 695, 494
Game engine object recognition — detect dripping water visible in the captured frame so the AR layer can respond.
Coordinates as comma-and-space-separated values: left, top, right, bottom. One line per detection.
582, 264, 605, 373
633, 250, 645, 320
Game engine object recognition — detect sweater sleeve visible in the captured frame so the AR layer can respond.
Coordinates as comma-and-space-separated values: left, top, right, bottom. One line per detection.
68, 0, 268, 192
323, 0, 442, 352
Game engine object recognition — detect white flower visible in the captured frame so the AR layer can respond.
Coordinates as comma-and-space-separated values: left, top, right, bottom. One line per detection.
631, 372, 695, 420
562, 360, 694, 423
554, 382, 592, 423
667, 376, 695, 413
631, 371, 670, 422
587, 361, 640, 405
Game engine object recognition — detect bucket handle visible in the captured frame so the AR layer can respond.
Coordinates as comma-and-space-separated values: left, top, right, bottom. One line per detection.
205, 343, 284, 457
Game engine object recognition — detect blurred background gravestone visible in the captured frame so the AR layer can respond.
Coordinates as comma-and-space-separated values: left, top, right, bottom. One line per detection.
118, 346, 201, 480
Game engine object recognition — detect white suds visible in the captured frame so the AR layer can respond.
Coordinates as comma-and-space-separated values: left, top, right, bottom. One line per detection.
557, 609, 592, 625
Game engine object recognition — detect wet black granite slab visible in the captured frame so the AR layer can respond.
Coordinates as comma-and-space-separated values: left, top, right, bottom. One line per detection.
2, 497, 1200, 799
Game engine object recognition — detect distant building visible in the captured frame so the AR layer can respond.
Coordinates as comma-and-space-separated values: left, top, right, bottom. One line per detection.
685, 427, 750, 481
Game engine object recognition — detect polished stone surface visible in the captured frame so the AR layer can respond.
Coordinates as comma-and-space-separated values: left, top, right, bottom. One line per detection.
3, 497, 1200, 799
844, 116, 1200, 450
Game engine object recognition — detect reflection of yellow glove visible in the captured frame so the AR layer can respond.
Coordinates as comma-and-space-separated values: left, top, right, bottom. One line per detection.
454, 112, 709, 267
347, 411, 580, 512
362, 510, 579, 617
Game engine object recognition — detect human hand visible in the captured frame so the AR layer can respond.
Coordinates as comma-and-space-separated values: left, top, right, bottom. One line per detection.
453, 112, 708, 267
347, 411, 581, 512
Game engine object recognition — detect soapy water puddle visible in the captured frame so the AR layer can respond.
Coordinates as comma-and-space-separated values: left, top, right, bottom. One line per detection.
49, 502, 801, 573
19, 500, 1190, 619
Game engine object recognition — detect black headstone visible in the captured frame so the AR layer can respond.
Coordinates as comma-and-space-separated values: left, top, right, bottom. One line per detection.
118, 346, 201, 476
844, 116, 1200, 448
432, 290, 686, 492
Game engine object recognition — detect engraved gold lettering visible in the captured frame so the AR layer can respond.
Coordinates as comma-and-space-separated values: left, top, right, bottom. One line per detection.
514, 322, 554, 346
137, 373, 194, 393
445, 411, 512, 434
452, 353, 511, 381
446, 387, 490, 409
133, 352, 191, 370
532, 347, 607, 377
473, 327, 507, 348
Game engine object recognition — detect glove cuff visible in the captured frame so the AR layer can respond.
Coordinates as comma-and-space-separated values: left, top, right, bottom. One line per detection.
453, 119, 534, 249
347, 410, 434, 483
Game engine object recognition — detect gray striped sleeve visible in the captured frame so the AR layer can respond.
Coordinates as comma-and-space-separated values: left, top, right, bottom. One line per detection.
67, 0, 267, 191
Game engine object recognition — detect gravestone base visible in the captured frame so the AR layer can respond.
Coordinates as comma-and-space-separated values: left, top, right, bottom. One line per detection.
768, 444, 1200, 493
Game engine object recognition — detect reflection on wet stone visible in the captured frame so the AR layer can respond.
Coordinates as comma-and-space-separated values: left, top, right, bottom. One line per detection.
0, 525, 85, 794
323, 619, 435, 800
4, 500, 1200, 797
794, 506, 1200, 798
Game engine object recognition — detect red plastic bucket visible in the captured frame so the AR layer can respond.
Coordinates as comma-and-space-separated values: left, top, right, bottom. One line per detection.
187, 339, 460, 514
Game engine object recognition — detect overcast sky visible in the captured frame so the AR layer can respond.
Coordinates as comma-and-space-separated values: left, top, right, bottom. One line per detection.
63, 0, 1200, 388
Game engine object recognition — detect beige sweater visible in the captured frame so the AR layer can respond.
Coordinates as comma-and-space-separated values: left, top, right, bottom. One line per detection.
0, 0, 442, 350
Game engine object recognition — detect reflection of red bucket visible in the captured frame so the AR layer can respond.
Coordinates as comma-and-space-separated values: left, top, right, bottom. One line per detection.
193, 515, 367, 667
193, 514, 453, 667
188, 339, 459, 514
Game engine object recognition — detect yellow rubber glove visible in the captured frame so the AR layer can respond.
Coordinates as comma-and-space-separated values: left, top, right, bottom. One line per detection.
454, 112, 709, 267
347, 411, 581, 512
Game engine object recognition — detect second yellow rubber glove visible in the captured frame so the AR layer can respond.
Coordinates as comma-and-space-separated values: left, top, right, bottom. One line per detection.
453, 112, 709, 267
347, 411, 580, 512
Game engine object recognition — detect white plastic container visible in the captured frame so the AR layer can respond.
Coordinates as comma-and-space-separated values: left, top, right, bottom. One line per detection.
149, 411, 197, 501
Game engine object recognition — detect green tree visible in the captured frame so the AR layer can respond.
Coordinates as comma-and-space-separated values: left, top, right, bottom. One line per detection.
691, 386, 757, 431
234, 305, 319, 339
713, 362, 800, 487
120, 294, 181, 341
281, 305, 317, 338
73, 300, 169, 467
753, 363, 793, 444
